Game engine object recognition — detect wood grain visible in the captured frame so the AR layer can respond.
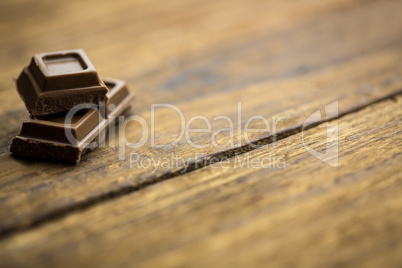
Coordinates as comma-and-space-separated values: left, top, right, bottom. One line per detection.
1, 0, 402, 236
0, 94, 400, 268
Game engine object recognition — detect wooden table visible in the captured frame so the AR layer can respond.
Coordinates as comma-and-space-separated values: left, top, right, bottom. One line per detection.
0, 0, 401, 267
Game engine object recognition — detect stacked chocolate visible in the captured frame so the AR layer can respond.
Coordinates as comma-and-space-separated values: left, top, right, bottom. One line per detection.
9, 49, 134, 164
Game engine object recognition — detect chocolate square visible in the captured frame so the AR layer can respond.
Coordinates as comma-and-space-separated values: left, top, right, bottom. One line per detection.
19, 109, 102, 145
16, 49, 108, 117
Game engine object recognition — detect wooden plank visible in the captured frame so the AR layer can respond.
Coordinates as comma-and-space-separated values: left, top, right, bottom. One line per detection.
1, 0, 402, 235
1, 0, 402, 113
0, 0, 358, 111
0, 94, 400, 267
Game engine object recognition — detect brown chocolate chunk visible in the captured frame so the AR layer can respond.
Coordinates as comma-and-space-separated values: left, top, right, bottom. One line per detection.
103, 77, 133, 118
9, 78, 134, 164
16, 49, 108, 117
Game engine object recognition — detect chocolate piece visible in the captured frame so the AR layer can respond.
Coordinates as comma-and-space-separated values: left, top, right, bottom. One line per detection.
9, 78, 134, 164
19, 109, 102, 144
16, 49, 108, 117
103, 77, 133, 118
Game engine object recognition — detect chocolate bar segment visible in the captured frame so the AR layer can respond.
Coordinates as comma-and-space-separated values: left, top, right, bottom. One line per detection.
9, 109, 104, 164
16, 49, 108, 117
103, 77, 133, 118
10, 78, 134, 164
18, 109, 101, 144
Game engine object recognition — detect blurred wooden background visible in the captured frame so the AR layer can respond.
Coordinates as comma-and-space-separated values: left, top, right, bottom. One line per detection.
0, 0, 401, 267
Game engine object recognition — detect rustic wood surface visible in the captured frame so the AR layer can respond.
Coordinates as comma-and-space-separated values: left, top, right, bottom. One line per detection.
0, 0, 401, 267
1, 94, 401, 268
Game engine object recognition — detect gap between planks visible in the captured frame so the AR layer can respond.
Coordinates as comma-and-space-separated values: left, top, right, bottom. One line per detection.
0, 89, 401, 240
